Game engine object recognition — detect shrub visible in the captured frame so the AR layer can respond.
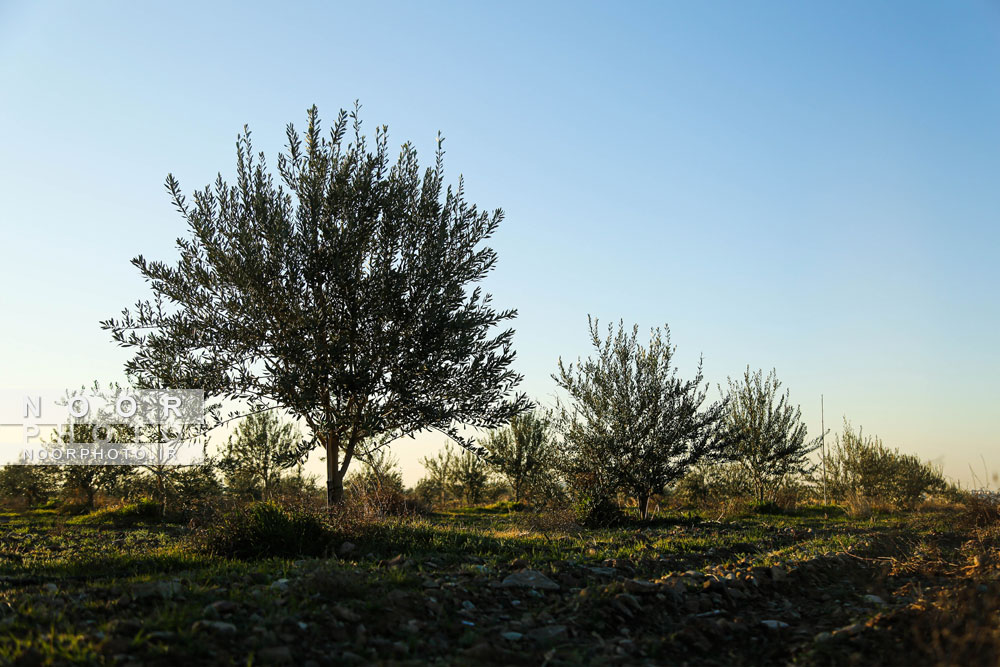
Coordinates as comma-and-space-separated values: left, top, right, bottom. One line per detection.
571, 492, 626, 528
0, 465, 58, 506
68, 498, 163, 527
820, 420, 946, 508
671, 462, 752, 508
191, 501, 333, 559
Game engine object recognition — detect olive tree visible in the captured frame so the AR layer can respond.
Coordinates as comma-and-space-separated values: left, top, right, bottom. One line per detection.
217, 410, 307, 500
555, 317, 727, 520
483, 411, 558, 502
721, 367, 821, 504
450, 446, 491, 505
103, 104, 529, 505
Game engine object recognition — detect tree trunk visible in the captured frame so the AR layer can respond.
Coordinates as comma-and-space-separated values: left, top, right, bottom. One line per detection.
326, 436, 344, 506
638, 493, 650, 520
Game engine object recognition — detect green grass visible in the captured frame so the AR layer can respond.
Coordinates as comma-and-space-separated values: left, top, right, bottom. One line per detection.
0, 500, 992, 665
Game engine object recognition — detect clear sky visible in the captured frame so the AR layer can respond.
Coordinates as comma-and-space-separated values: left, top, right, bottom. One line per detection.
1, 1, 998, 487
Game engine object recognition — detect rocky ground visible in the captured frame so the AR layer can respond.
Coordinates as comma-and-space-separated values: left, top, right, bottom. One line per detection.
0, 503, 997, 665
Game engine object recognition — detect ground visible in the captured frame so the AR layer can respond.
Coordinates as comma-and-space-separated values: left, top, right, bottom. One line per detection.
0, 502, 997, 666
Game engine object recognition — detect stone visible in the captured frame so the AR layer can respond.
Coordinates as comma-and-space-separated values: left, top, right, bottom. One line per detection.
192, 620, 237, 634
862, 594, 886, 605
333, 604, 360, 622
761, 620, 789, 630
770, 566, 787, 582
43, 583, 58, 593
203, 600, 238, 616
837, 622, 865, 636
258, 646, 293, 664
501, 631, 523, 641
624, 579, 658, 595
500, 570, 560, 591
528, 625, 568, 643
338, 542, 356, 557
133, 581, 181, 600
270, 579, 291, 592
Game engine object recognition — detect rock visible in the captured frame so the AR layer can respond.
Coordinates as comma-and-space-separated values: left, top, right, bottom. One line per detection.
422, 579, 439, 589
770, 566, 787, 582
270, 579, 290, 592
203, 600, 238, 616
863, 594, 886, 605
258, 646, 293, 664
761, 620, 789, 630
43, 583, 58, 593
528, 625, 568, 643
837, 622, 865, 636
624, 579, 658, 595
191, 620, 237, 634
682, 570, 704, 578
133, 581, 181, 600
333, 605, 361, 623
587, 566, 617, 577
501, 631, 523, 641
814, 631, 833, 642
338, 542, 356, 557
109, 619, 143, 636
146, 631, 175, 641
500, 570, 560, 591
461, 600, 476, 611
510, 558, 529, 569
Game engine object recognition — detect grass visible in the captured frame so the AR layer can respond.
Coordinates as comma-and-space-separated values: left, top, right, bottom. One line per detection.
0, 499, 997, 665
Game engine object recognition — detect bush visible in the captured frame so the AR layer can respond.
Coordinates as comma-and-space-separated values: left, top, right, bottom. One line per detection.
820, 421, 946, 509
68, 498, 163, 527
0, 465, 57, 507
191, 501, 333, 559
571, 492, 626, 528
671, 462, 752, 508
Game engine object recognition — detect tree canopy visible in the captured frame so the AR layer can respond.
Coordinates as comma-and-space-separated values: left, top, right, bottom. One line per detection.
554, 317, 727, 519
103, 104, 529, 503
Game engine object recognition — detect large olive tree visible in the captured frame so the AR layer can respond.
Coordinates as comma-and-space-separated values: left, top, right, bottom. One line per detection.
104, 104, 529, 504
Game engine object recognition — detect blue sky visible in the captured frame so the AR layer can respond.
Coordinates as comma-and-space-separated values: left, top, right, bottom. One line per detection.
1, 1, 998, 486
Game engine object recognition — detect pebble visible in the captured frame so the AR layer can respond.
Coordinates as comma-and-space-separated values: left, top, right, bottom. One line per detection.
500, 569, 560, 591
258, 646, 293, 664
528, 625, 568, 643
191, 620, 237, 634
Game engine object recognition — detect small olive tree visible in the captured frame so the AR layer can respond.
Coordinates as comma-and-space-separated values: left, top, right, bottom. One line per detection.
823, 420, 945, 508
450, 447, 491, 505
722, 367, 821, 504
218, 410, 308, 500
555, 317, 728, 520
483, 411, 558, 502
419, 445, 456, 505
